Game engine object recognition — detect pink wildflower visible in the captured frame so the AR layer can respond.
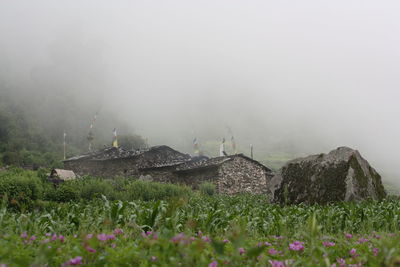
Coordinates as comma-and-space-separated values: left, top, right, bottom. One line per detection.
113, 228, 123, 235
268, 260, 285, 267
151, 256, 157, 262
85, 245, 96, 253
202, 236, 211, 242
209, 261, 218, 267
268, 248, 279, 255
372, 247, 379, 256
345, 233, 353, 239
85, 234, 93, 240
20, 232, 28, 239
356, 238, 369, 244
59, 235, 65, 243
142, 231, 158, 240
62, 256, 83, 266
264, 241, 272, 246
322, 241, 335, 247
51, 234, 58, 241
30, 235, 36, 241
289, 241, 304, 251
238, 247, 246, 255
171, 233, 185, 243
349, 248, 357, 256
336, 258, 346, 267
97, 233, 107, 241
42, 238, 50, 244
222, 239, 229, 243
106, 235, 113, 241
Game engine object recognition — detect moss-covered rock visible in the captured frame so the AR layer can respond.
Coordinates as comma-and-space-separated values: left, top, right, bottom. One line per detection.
269, 147, 387, 204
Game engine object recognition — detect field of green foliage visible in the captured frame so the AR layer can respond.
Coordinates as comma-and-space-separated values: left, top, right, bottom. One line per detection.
0, 169, 399, 266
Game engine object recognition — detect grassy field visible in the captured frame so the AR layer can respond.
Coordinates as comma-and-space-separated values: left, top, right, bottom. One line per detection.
0, 169, 399, 266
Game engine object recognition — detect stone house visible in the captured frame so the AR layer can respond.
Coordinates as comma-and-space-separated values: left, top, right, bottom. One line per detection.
63, 146, 191, 177
140, 154, 274, 194
48, 169, 76, 186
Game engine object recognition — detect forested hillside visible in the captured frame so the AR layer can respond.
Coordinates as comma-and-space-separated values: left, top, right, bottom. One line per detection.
0, 87, 145, 168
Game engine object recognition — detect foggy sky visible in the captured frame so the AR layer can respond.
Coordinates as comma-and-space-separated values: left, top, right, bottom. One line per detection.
1, 1, 400, 182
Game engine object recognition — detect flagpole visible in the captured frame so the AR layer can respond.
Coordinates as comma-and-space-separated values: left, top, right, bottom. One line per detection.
63, 132, 66, 160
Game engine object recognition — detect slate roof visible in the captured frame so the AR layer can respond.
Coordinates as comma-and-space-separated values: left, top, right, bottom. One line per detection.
64, 145, 190, 162
174, 154, 272, 172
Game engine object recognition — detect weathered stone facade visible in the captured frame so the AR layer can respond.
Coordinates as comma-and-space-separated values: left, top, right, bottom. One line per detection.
141, 154, 274, 194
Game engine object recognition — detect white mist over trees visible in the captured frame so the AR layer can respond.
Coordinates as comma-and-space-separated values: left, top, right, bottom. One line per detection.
0, 0, 399, 183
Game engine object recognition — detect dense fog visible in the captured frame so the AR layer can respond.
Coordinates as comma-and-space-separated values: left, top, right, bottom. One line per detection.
1, 1, 399, 183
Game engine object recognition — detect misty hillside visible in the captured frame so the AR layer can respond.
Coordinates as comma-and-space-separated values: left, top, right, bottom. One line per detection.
0, 86, 145, 167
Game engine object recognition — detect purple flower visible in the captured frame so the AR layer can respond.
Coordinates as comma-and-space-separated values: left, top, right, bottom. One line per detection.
268, 260, 285, 267
20, 232, 28, 239
209, 261, 218, 267
85, 234, 93, 240
29, 235, 36, 241
0, 264, 7, 267
142, 231, 158, 240
51, 234, 58, 241
113, 228, 123, 235
111, 243, 117, 248
345, 233, 353, 239
349, 248, 357, 256
289, 241, 304, 251
42, 238, 50, 244
62, 256, 83, 266
372, 247, 379, 256
268, 248, 279, 255
97, 233, 108, 241
336, 258, 346, 267
85, 245, 96, 253
202, 236, 211, 242
59, 235, 65, 243
106, 235, 113, 241
222, 239, 229, 243
171, 233, 185, 243
264, 241, 272, 246
45, 233, 51, 237
69, 256, 83, 266
356, 238, 369, 244
151, 256, 157, 262
323, 242, 334, 248
238, 247, 246, 255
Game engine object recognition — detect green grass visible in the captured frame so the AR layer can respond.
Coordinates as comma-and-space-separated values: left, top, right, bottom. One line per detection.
0, 169, 399, 266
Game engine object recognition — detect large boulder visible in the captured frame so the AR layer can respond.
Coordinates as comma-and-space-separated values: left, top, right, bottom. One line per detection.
269, 147, 386, 204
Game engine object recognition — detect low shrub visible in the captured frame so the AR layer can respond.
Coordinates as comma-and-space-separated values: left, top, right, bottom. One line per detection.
0, 169, 44, 210
124, 180, 192, 201
45, 184, 79, 202
199, 182, 216, 196
79, 179, 114, 200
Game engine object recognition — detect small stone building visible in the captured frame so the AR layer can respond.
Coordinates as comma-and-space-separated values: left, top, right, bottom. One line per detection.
48, 169, 76, 185
140, 154, 274, 194
63, 146, 191, 177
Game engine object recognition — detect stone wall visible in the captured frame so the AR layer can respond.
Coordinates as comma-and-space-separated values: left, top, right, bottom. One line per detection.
218, 157, 270, 194
140, 166, 220, 190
